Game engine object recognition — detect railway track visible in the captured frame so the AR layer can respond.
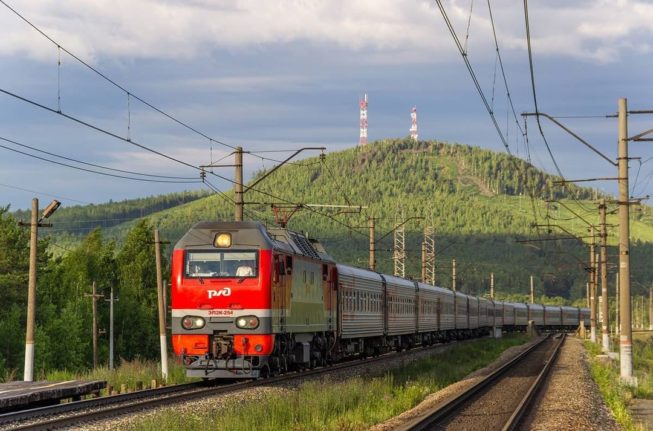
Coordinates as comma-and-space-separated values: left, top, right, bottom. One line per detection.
0, 340, 464, 430
398, 333, 565, 431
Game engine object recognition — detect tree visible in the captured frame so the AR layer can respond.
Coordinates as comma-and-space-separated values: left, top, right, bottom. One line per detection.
114, 219, 163, 361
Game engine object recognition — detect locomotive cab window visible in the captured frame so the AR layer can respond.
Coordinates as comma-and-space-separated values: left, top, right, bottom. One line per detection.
185, 251, 258, 278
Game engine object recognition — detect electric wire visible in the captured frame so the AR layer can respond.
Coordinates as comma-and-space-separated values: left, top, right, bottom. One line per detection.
0, 182, 90, 204
0, 138, 201, 184
486, 0, 526, 138
434, 0, 512, 155
0, 135, 197, 180
523, 0, 563, 178
320, 156, 354, 207
0, 87, 203, 173
523, 0, 594, 219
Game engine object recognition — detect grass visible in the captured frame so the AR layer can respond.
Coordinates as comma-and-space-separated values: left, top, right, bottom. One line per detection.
585, 341, 643, 431
44, 357, 196, 394
127, 335, 527, 431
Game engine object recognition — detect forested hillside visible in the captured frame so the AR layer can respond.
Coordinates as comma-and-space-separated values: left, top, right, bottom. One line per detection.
88, 138, 653, 299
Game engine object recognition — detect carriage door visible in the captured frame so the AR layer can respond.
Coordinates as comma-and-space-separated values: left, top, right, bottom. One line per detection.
272, 254, 284, 332
323, 265, 337, 332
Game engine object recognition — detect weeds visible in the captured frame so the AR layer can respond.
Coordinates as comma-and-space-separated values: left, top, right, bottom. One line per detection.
43, 357, 194, 394
585, 341, 642, 431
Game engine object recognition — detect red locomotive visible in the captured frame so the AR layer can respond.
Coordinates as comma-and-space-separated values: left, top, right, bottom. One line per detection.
171, 221, 338, 378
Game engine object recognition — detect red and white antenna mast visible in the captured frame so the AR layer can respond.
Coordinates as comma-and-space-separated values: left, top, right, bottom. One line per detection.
359, 93, 368, 146
410, 106, 418, 141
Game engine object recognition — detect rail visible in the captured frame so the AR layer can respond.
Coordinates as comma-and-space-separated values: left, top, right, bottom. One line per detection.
398, 333, 565, 431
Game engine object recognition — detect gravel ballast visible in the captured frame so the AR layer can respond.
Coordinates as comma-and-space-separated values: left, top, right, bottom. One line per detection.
522, 336, 619, 430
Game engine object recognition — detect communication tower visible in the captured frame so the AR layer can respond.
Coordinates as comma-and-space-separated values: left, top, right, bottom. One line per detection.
359, 94, 368, 146
410, 106, 418, 141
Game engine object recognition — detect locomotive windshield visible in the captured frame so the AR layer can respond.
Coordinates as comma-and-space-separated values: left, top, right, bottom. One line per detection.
185, 251, 258, 278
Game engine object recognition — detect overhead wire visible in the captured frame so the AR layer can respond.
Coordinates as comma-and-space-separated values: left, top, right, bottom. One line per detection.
522, 0, 595, 220
486, 0, 525, 138
0, 182, 91, 204
0, 135, 197, 180
0, 87, 203, 173
433, 0, 512, 155
523, 0, 563, 179
0, 136, 200, 184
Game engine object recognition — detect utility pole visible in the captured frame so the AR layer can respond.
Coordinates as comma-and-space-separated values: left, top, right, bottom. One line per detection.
369, 217, 375, 271
616, 273, 620, 336
22, 199, 38, 381
452, 259, 457, 292
19, 198, 59, 381
586, 282, 590, 308
104, 286, 118, 370
490, 272, 494, 299
599, 199, 610, 352
234, 146, 244, 222
530, 275, 534, 304
85, 281, 103, 369
154, 229, 169, 381
590, 226, 597, 343
649, 286, 653, 331
618, 97, 633, 382
218, 146, 325, 222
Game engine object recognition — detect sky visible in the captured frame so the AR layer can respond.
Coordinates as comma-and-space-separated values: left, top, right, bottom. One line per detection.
1, 0, 653, 213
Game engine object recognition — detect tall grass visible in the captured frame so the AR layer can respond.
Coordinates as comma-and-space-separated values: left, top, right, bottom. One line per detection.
585, 342, 642, 431
129, 335, 527, 431
44, 357, 195, 393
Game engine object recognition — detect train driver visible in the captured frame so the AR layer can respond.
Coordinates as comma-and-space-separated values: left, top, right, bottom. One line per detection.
236, 261, 254, 277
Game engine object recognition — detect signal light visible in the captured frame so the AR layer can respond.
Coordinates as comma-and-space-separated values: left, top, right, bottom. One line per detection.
235, 315, 259, 329
181, 316, 205, 330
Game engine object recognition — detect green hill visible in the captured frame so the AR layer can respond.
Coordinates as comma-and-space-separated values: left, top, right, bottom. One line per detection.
38, 138, 653, 300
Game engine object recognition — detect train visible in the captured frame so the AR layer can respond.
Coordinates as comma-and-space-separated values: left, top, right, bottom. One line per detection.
170, 221, 590, 379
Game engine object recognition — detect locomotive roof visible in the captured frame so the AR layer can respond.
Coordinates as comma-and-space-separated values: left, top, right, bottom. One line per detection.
175, 221, 334, 262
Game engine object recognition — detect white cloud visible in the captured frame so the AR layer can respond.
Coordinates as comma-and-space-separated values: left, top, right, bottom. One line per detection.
1, 0, 650, 65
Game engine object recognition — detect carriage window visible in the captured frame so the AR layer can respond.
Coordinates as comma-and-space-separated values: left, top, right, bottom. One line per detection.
185, 251, 258, 278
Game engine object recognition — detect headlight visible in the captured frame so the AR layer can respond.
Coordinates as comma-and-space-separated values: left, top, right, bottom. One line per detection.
235, 315, 259, 329
214, 233, 232, 247
181, 316, 205, 330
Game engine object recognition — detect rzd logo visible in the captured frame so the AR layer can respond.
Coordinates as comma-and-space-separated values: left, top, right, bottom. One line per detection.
208, 288, 231, 298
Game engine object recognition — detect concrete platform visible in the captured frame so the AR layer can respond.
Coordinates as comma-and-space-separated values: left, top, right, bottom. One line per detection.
0, 380, 106, 412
